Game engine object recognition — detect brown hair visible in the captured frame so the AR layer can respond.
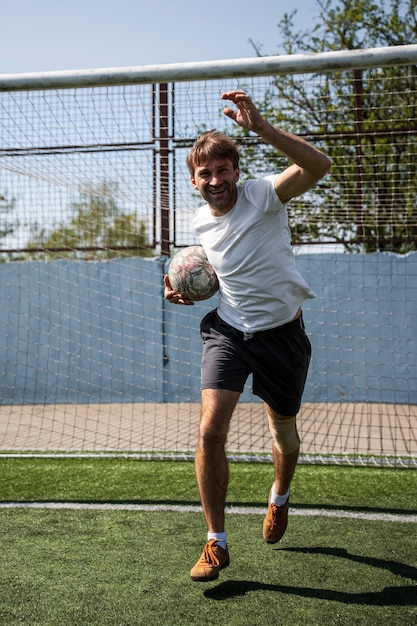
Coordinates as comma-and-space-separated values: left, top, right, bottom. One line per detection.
186, 130, 240, 176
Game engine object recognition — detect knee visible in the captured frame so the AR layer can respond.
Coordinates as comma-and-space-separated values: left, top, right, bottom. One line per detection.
267, 413, 300, 455
198, 417, 228, 449
198, 389, 237, 449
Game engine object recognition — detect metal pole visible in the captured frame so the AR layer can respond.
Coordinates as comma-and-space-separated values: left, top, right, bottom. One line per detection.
159, 83, 170, 256
1, 45, 417, 91
353, 69, 364, 244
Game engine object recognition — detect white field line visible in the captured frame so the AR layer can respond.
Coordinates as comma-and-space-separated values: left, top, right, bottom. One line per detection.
0, 501, 416, 523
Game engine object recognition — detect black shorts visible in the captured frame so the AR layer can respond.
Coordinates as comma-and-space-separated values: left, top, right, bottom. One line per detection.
200, 309, 312, 416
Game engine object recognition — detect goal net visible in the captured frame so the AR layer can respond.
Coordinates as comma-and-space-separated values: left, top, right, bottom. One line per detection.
0, 46, 416, 466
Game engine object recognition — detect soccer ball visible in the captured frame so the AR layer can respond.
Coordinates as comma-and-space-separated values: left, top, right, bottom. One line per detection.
168, 245, 219, 301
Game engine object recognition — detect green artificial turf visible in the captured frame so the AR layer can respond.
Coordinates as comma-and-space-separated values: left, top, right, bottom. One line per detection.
0, 457, 415, 513
1, 459, 415, 625
1, 508, 416, 626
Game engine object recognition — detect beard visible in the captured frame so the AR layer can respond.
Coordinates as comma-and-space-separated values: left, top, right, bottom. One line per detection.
200, 182, 237, 214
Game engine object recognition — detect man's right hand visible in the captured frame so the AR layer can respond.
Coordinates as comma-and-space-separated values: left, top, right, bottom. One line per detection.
164, 275, 194, 305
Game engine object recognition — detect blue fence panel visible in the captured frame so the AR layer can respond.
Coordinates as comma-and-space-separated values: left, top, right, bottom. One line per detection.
0, 252, 416, 405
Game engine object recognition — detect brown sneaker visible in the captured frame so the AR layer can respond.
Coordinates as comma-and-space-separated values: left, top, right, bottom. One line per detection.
190, 539, 230, 582
263, 494, 289, 544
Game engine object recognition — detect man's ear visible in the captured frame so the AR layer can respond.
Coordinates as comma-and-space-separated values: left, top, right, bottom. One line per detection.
190, 175, 198, 190
234, 168, 240, 182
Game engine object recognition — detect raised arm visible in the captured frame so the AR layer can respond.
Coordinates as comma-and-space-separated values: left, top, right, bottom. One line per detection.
221, 90, 331, 204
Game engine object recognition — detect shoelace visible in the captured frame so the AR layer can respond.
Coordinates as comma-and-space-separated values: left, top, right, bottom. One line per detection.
201, 540, 222, 566
267, 502, 285, 530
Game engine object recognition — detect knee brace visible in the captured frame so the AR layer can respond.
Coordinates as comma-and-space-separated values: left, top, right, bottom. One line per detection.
267, 414, 300, 455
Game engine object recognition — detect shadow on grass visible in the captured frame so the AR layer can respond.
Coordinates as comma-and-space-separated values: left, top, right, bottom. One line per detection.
204, 547, 417, 606
204, 580, 417, 605
282, 547, 417, 581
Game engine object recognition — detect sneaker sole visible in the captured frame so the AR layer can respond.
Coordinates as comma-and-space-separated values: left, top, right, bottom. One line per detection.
190, 558, 230, 582
264, 534, 286, 544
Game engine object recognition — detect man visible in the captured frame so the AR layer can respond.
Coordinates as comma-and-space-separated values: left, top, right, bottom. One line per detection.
164, 90, 331, 582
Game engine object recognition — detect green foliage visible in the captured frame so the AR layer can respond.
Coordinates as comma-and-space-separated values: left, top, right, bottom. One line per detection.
0, 193, 15, 240
0, 192, 17, 263
240, 0, 417, 252
282, 0, 416, 52
25, 182, 154, 261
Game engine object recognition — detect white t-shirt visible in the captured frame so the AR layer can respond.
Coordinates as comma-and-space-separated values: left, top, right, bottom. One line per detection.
192, 175, 316, 333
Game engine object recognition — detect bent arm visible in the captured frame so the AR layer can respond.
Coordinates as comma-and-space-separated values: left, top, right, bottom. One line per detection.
255, 121, 331, 203
222, 90, 331, 204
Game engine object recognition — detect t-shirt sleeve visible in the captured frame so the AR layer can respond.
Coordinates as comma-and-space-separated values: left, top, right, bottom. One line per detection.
243, 175, 285, 215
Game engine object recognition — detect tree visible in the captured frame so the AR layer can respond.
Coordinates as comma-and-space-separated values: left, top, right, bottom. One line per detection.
0, 193, 17, 262
0, 194, 15, 239
242, 0, 417, 252
25, 182, 154, 261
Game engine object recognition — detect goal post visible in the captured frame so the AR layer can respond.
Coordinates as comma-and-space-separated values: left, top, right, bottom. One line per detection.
1, 44, 416, 91
0, 45, 416, 466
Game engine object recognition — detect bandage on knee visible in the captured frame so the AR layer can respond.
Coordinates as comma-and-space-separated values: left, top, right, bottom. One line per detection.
267, 414, 300, 455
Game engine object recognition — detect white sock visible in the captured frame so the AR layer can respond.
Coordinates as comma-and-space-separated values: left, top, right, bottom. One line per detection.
271, 487, 290, 507
207, 531, 227, 550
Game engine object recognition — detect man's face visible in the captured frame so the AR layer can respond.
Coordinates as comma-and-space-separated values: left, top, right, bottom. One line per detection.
191, 157, 240, 216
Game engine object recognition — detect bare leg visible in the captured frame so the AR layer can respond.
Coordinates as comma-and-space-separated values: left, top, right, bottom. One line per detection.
194, 388, 240, 533
272, 444, 299, 495
265, 405, 300, 496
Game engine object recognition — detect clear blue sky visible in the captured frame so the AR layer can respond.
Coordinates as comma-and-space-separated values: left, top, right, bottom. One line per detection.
0, 0, 319, 74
